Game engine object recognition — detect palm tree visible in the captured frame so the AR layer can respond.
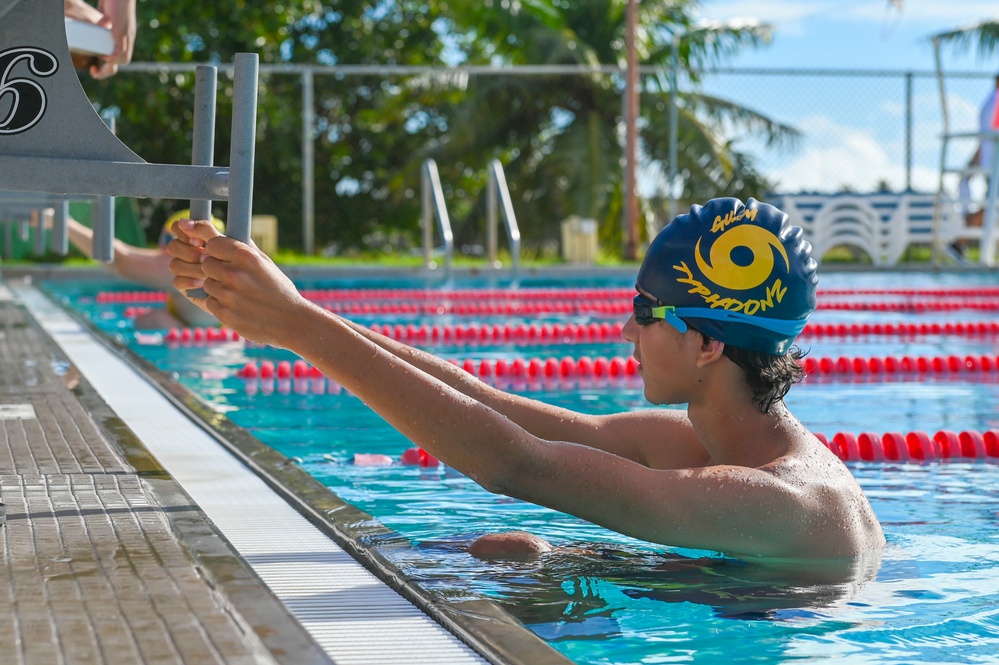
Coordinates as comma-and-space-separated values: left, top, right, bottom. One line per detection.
404, 0, 799, 256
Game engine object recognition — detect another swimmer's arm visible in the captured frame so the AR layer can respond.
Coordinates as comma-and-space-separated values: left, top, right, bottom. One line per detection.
65, 216, 173, 290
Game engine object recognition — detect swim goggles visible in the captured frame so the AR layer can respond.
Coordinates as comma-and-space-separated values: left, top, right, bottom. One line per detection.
632, 293, 807, 338
633, 294, 689, 332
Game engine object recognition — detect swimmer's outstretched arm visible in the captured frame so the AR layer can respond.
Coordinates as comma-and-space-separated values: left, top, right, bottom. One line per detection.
167, 219, 706, 470
166, 219, 830, 558
333, 315, 708, 469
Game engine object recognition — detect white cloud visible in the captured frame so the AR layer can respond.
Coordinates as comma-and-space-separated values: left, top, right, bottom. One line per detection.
698, 1, 837, 37
764, 115, 904, 192
846, 1, 999, 24
702, 1, 999, 41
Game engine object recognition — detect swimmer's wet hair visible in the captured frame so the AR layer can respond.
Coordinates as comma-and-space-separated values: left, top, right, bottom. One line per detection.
693, 326, 806, 413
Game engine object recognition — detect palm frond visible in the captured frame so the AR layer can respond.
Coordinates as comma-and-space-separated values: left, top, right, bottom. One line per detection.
685, 92, 801, 149
932, 20, 999, 60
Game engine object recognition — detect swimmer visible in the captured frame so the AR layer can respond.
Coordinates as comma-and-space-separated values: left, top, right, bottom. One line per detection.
64, 209, 224, 329
167, 197, 886, 569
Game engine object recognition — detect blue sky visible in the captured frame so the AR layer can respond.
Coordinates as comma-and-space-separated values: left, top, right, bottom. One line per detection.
685, 1, 999, 193
696, 1, 998, 72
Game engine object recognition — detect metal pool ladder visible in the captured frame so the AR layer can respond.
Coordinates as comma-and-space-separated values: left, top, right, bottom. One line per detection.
421, 158, 454, 276
486, 159, 522, 276
422, 158, 522, 276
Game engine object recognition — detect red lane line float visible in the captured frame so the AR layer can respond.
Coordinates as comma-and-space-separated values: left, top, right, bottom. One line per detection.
158, 320, 999, 347
800, 321, 999, 338
164, 327, 241, 343
801, 353, 999, 376
818, 301, 999, 313
238, 352, 999, 385
818, 430, 999, 461
818, 287, 999, 298
96, 290, 169, 303
97, 285, 999, 307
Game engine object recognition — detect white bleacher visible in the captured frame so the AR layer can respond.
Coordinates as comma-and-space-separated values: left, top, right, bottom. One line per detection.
770, 192, 981, 267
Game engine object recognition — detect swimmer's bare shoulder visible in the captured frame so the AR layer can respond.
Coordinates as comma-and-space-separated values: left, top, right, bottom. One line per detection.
756, 434, 886, 558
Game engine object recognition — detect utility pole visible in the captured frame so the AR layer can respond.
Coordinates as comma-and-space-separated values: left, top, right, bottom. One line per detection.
623, 0, 639, 261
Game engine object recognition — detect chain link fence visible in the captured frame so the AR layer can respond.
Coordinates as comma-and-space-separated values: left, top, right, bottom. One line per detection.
88, 65, 996, 257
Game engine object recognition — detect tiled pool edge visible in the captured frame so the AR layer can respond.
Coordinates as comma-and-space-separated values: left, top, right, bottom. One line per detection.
69, 371, 333, 665
36, 281, 574, 665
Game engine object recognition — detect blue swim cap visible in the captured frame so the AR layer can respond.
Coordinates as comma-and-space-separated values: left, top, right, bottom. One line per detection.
635, 197, 817, 355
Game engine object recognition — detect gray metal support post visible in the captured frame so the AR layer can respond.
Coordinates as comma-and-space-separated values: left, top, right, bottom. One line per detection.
54, 200, 69, 255
33, 209, 46, 255
487, 171, 497, 265
302, 69, 315, 255
187, 54, 257, 299
226, 53, 259, 245
667, 33, 680, 225
905, 72, 913, 192
190, 65, 218, 221
93, 113, 117, 262
92, 196, 114, 262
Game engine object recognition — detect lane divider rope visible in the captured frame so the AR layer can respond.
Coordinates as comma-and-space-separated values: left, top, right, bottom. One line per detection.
816, 430, 999, 461
154, 320, 999, 346
97, 285, 999, 303
234, 353, 999, 384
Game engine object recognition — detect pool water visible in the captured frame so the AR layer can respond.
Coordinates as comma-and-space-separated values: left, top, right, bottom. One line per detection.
47, 270, 999, 665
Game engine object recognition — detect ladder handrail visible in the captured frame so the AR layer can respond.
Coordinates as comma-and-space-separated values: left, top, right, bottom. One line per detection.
486, 159, 521, 275
421, 158, 453, 275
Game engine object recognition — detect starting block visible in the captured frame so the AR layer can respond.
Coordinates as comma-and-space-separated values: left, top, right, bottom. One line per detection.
0, 0, 258, 264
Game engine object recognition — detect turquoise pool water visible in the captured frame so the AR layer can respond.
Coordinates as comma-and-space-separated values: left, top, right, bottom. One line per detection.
47, 271, 999, 664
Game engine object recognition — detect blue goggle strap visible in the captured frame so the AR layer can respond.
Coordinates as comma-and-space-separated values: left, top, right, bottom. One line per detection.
671, 306, 807, 338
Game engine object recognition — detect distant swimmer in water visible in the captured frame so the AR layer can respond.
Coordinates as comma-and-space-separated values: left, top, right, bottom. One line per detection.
64, 209, 224, 329
167, 196, 885, 571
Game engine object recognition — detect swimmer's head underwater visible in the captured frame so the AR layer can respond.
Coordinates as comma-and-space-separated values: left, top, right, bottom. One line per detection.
634, 197, 818, 412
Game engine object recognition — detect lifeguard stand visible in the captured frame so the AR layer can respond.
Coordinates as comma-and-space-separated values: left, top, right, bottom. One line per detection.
931, 26, 999, 268
0, 0, 258, 266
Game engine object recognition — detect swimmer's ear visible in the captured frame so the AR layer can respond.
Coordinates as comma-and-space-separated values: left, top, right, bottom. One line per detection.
695, 337, 726, 367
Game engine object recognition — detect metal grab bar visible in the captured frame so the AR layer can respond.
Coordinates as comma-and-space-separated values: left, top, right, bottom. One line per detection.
421, 158, 453, 275
486, 159, 521, 275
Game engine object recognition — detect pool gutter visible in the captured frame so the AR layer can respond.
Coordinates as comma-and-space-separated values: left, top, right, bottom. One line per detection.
32, 280, 574, 665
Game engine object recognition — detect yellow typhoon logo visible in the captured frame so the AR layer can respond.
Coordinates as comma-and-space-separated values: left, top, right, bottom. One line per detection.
694, 224, 789, 292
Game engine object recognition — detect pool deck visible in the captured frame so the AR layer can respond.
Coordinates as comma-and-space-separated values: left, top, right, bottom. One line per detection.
0, 273, 572, 665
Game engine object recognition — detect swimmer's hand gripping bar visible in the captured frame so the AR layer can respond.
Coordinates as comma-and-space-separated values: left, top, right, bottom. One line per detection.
187, 53, 258, 300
